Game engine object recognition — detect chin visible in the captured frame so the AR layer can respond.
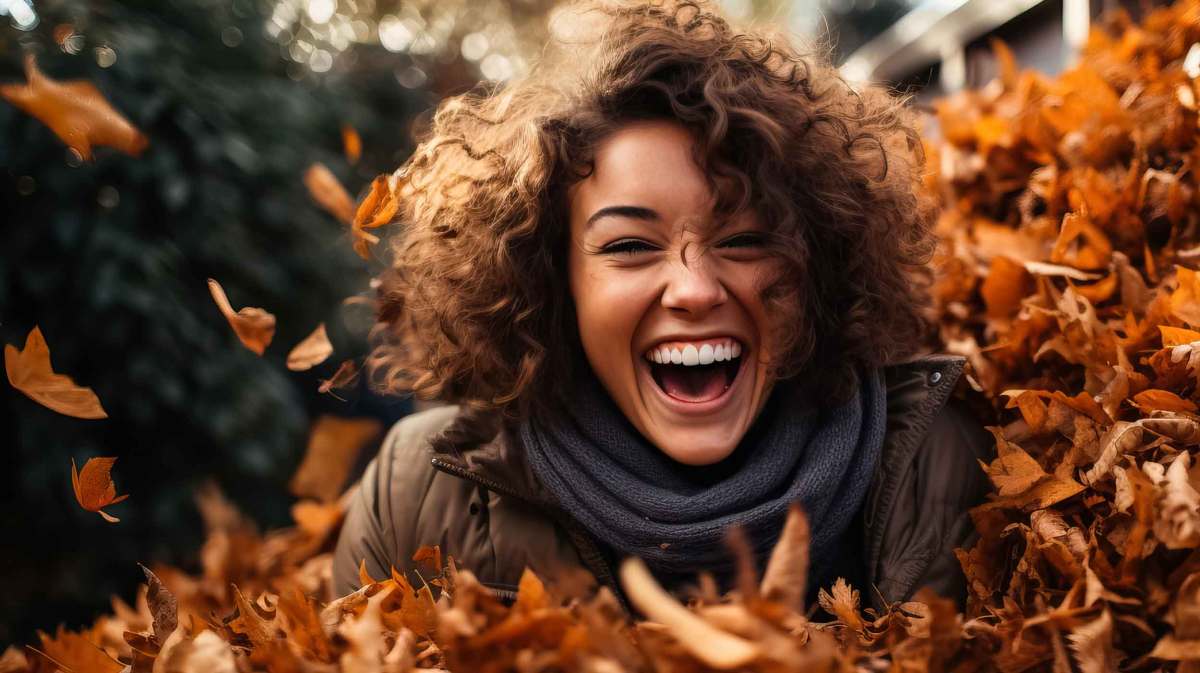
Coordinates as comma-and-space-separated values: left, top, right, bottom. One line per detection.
651, 430, 741, 465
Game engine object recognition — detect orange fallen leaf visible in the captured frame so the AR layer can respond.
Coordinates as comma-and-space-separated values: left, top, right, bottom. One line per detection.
1160, 325, 1200, 347
1132, 389, 1198, 413
304, 163, 355, 225
351, 174, 402, 260
0, 54, 148, 160
5, 325, 107, 419
286, 323, 334, 371
29, 625, 124, 673
71, 456, 128, 523
207, 278, 276, 356
342, 124, 362, 164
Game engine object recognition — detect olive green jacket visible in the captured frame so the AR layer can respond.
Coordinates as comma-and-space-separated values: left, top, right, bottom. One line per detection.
332, 354, 993, 614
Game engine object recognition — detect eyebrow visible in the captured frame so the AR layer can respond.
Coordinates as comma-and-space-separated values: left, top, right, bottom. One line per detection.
585, 205, 660, 228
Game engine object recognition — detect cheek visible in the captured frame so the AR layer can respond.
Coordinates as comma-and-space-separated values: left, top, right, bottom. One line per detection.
569, 260, 646, 370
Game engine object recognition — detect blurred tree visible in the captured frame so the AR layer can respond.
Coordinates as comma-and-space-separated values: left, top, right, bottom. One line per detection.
0, 0, 424, 643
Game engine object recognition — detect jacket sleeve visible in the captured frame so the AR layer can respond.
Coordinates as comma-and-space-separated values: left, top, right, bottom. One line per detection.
908, 397, 995, 607
331, 405, 461, 600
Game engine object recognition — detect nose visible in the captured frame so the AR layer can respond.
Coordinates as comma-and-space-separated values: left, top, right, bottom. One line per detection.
660, 246, 728, 318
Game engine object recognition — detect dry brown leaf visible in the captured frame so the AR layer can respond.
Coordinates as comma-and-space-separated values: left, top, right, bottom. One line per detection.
71, 456, 128, 523
318, 359, 360, 396
207, 278, 276, 356
287, 323, 335, 371
342, 125, 362, 165
1160, 325, 1200, 347
5, 325, 107, 419
351, 174, 402, 260
1132, 389, 1198, 413
817, 578, 864, 633
0, 54, 148, 160
1067, 609, 1120, 673
304, 163, 355, 225
759, 504, 809, 613
620, 556, 760, 669
289, 415, 381, 502
30, 625, 125, 673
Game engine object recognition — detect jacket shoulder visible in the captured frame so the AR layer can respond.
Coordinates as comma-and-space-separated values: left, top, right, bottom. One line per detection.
331, 405, 463, 598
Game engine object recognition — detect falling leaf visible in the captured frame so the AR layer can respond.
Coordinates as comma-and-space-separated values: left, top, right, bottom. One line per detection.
207, 278, 276, 356
304, 162, 355, 225
290, 415, 382, 502
342, 124, 362, 164
0, 54, 148, 160
351, 173, 402, 260
286, 323, 334, 371
5, 325, 107, 419
71, 456, 128, 523
318, 359, 360, 396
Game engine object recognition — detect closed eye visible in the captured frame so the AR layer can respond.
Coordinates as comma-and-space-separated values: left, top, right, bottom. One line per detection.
601, 239, 657, 255
718, 232, 766, 248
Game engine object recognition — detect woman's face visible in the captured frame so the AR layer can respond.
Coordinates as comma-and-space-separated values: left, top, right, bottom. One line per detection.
567, 118, 780, 465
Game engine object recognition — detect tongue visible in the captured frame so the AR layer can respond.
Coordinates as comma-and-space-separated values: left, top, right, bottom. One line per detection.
660, 365, 728, 403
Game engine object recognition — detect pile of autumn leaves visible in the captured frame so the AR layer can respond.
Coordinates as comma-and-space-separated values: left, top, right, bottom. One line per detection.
14, 0, 1200, 670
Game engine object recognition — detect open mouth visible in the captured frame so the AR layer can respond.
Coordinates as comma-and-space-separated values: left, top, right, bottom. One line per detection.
644, 340, 745, 404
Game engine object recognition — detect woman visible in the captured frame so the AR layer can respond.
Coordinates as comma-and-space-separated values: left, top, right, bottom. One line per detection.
332, 0, 992, 613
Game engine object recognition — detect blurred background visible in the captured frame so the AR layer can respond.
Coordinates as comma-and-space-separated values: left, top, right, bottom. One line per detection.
0, 0, 1171, 646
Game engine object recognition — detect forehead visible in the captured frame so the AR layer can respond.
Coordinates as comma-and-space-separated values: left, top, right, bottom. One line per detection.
568, 119, 718, 218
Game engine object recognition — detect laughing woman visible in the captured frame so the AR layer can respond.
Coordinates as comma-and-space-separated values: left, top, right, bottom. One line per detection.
332, 0, 992, 612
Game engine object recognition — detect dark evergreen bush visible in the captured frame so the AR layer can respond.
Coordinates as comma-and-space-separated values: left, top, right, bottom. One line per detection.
0, 0, 424, 642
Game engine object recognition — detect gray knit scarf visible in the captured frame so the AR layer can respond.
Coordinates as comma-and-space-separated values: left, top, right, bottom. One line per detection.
519, 366, 887, 591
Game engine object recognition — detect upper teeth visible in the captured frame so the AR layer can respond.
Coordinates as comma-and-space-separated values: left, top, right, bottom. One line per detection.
645, 339, 742, 366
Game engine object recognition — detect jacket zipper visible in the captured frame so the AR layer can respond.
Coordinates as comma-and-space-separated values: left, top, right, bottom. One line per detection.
429, 457, 633, 615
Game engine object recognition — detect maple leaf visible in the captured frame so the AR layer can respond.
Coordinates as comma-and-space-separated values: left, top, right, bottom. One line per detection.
0, 54, 148, 160
71, 456, 128, 523
207, 278, 276, 356
5, 325, 107, 419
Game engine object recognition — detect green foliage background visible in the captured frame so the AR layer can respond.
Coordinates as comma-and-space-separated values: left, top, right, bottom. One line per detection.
0, 0, 427, 643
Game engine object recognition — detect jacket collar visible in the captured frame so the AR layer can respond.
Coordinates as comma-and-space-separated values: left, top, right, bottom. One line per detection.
428, 353, 968, 511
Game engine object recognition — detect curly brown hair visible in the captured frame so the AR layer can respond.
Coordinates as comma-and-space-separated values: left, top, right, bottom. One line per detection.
366, 0, 938, 423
